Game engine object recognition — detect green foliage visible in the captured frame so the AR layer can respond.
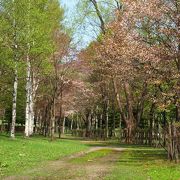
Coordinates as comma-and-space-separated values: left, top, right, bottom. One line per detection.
0, 0, 65, 126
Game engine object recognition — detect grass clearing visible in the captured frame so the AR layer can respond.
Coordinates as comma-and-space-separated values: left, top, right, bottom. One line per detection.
106, 147, 180, 180
0, 134, 88, 178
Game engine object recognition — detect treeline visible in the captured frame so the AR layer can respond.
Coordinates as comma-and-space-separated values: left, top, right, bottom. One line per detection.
0, 0, 179, 163
0, 0, 73, 140
67, 0, 180, 162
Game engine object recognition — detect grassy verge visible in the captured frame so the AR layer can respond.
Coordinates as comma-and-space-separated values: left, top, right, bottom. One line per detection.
106, 147, 180, 180
0, 134, 88, 177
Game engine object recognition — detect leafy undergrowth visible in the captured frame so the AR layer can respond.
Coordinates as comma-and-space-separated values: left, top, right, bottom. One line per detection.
70, 149, 112, 164
106, 148, 180, 180
0, 134, 88, 177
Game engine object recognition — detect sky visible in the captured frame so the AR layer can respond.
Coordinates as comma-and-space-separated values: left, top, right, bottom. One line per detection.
60, 0, 78, 17
60, 0, 77, 11
60, 0, 98, 49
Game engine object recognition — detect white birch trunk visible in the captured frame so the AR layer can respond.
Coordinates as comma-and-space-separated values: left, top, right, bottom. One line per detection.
29, 97, 34, 135
10, 0, 18, 138
29, 75, 39, 135
76, 115, 79, 130
26, 68, 39, 136
63, 117, 66, 134
25, 59, 31, 137
28, 78, 32, 135
25, 0, 34, 137
10, 67, 18, 138
50, 100, 55, 140
28, 75, 34, 136
71, 119, 73, 131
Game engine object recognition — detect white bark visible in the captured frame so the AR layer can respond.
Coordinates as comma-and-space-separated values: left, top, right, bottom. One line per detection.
76, 114, 79, 130
25, 0, 35, 137
28, 74, 34, 136
29, 96, 34, 135
30, 75, 39, 135
51, 100, 55, 140
10, 0, 18, 138
25, 65, 39, 137
62, 117, 65, 134
71, 119, 73, 130
25, 58, 31, 137
10, 67, 18, 138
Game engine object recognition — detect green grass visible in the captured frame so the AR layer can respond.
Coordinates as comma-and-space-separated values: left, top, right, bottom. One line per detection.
1, 134, 180, 180
71, 149, 112, 164
0, 134, 88, 177
106, 147, 180, 180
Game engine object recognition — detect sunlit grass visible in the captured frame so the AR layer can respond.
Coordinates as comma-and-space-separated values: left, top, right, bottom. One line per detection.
0, 134, 88, 177
106, 148, 180, 180
71, 149, 112, 163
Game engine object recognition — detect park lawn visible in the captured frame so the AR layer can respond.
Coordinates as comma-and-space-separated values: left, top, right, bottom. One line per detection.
0, 134, 88, 178
106, 147, 180, 180
1, 135, 180, 180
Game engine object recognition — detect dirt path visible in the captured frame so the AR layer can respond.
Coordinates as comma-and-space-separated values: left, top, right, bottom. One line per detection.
3, 146, 124, 180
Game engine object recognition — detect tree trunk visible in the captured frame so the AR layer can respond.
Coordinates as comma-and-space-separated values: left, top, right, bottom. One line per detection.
125, 121, 135, 144
124, 82, 136, 143
105, 99, 109, 139
10, 67, 18, 138
25, 0, 33, 137
167, 122, 179, 163
29, 95, 34, 135
10, 0, 18, 139
62, 116, 65, 134
50, 100, 55, 141
58, 88, 62, 138
149, 103, 155, 146
29, 73, 38, 135
100, 114, 103, 138
113, 78, 126, 124
95, 114, 98, 130
71, 118, 74, 131
112, 95, 116, 137
25, 57, 31, 137
76, 114, 79, 130
85, 112, 91, 137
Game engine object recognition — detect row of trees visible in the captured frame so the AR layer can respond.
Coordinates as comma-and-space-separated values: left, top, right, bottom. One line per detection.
0, 0, 73, 139
0, 0, 179, 162
67, 0, 180, 162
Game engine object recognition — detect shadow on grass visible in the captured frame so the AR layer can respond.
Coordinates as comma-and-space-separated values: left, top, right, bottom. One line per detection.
75, 138, 167, 165
80, 140, 155, 149
117, 149, 166, 166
